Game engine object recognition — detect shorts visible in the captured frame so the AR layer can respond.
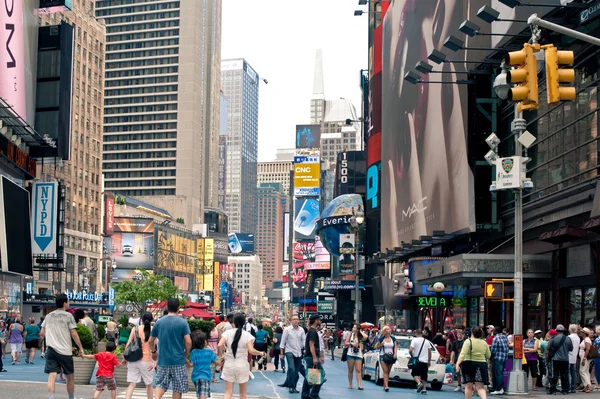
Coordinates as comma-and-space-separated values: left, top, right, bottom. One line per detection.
411, 361, 429, 382
221, 362, 251, 384
26, 340, 39, 349
461, 361, 490, 385
127, 361, 154, 385
96, 376, 117, 391
347, 354, 363, 361
10, 343, 22, 353
194, 378, 211, 398
155, 364, 189, 394
45, 347, 75, 375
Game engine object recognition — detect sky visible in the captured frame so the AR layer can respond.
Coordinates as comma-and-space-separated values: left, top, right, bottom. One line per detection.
221, 0, 369, 162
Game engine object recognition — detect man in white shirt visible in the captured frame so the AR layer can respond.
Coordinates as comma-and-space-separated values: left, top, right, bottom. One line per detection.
342, 327, 351, 347
278, 315, 306, 394
568, 324, 581, 393
409, 329, 432, 394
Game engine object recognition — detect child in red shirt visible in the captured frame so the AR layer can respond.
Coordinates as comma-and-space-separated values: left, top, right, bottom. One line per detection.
82, 341, 125, 399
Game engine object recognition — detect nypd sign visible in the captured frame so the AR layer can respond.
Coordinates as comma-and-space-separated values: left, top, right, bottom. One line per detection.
31, 182, 58, 254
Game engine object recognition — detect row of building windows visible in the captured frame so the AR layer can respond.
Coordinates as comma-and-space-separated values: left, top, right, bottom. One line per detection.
106, 47, 179, 62
104, 131, 177, 142
104, 104, 177, 115
105, 114, 178, 125
106, 188, 176, 196
106, 26, 180, 43
103, 160, 177, 169
106, 56, 179, 70
104, 150, 177, 160
105, 179, 176, 187
105, 85, 178, 98
105, 75, 179, 88
96, 1, 180, 18
106, 67, 178, 79
102, 12, 181, 28
104, 141, 177, 152
104, 170, 176, 179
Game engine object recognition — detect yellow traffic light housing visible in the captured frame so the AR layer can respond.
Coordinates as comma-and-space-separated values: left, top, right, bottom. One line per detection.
505, 43, 540, 112
484, 281, 504, 299
543, 44, 576, 104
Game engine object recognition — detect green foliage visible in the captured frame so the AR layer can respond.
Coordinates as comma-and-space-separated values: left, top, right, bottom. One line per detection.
73, 324, 94, 352
97, 324, 106, 340
113, 269, 179, 314
114, 344, 126, 356
118, 314, 130, 327
115, 195, 126, 205
176, 217, 185, 224
188, 320, 215, 337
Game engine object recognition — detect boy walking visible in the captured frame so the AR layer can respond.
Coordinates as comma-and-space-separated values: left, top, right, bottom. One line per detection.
187, 332, 219, 399
83, 341, 124, 399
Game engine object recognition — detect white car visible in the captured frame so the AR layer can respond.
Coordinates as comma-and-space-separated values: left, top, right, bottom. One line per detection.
362, 335, 445, 390
122, 244, 133, 256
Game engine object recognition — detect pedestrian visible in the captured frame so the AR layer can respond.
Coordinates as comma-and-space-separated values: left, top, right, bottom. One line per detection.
277, 315, 306, 393
38, 317, 46, 358
345, 323, 368, 390
535, 330, 546, 388
568, 324, 580, 393
207, 322, 221, 382
485, 325, 495, 346
328, 329, 335, 360
106, 317, 117, 342
0, 320, 6, 360
83, 341, 124, 399
377, 325, 397, 392
218, 313, 266, 399
336, 329, 343, 348
187, 332, 219, 399
523, 329, 540, 391
450, 328, 465, 392
548, 324, 573, 395
149, 298, 193, 399
456, 326, 491, 399
83, 312, 99, 351
0, 322, 6, 372
24, 317, 41, 364
254, 324, 269, 370
410, 329, 433, 395
342, 327, 351, 348
124, 312, 155, 399
544, 329, 557, 389
244, 318, 257, 370
40, 293, 86, 399
490, 326, 509, 395
579, 327, 593, 393
301, 314, 325, 399
272, 326, 285, 372
8, 316, 24, 365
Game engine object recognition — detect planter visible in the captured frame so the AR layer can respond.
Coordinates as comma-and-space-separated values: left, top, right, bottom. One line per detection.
114, 356, 147, 388
97, 342, 107, 353
73, 357, 96, 385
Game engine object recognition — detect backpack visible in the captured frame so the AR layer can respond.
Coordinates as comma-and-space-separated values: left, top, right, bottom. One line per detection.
245, 323, 256, 338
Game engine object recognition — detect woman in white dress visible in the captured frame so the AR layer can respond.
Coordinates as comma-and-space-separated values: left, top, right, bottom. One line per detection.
218, 313, 266, 399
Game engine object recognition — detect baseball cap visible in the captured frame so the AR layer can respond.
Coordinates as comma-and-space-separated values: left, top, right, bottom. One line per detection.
549, 329, 557, 336
556, 324, 566, 332
309, 314, 321, 323
534, 330, 542, 334
486, 325, 494, 329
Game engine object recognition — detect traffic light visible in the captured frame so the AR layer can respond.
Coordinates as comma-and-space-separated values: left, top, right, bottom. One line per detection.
505, 43, 540, 112
543, 44, 576, 105
484, 281, 504, 299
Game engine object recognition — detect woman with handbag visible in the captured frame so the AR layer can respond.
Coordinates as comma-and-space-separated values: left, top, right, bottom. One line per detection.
523, 329, 540, 391
345, 323, 368, 390
124, 312, 155, 399
456, 326, 491, 399
377, 326, 397, 392
579, 327, 594, 393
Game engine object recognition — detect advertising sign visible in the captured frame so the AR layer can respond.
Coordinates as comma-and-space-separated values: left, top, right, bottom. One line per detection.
214, 261, 220, 311
0, 176, 33, 276
228, 233, 255, 254
339, 234, 355, 275
104, 218, 155, 282
104, 194, 114, 236
108, 286, 115, 312
218, 136, 227, 210
294, 198, 319, 241
317, 301, 334, 313
335, 151, 366, 197
294, 163, 320, 197
381, 0, 478, 250
36, 0, 73, 14
31, 182, 58, 254
283, 212, 290, 261
0, 0, 26, 120
295, 124, 321, 149
304, 235, 330, 271
323, 280, 364, 290
114, 217, 154, 233
0, 132, 37, 179
204, 238, 214, 291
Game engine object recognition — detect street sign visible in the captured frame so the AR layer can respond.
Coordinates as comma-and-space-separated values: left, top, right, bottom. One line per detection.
317, 301, 334, 313
514, 335, 524, 359
109, 286, 115, 312
484, 281, 504, 299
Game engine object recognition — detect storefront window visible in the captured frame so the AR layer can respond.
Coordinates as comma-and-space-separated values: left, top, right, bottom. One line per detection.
468, 297, 479, 327
570, 288, 582, 325
0, 273, 22, 318
584, 288, 596, 325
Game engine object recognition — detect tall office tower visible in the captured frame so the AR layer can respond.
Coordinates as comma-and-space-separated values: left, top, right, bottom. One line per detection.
38, 1, 106, 293
257, 161, 293, 196
221, 59, 260, 235
218, 91, 228, 211
256, 183, 286, 290
96, 0, 222, 229
229, 255, 263, 307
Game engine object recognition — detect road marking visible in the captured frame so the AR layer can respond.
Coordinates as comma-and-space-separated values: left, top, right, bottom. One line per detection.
116, 388, 266, 399
259, 371, 282, 399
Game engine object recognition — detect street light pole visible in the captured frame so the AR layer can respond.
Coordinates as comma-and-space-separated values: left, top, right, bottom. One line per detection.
431, 282, 446, 335
354, 232, 360, 324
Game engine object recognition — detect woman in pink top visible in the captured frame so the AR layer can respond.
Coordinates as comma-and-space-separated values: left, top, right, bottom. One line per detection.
124, 312, 155, 399
208, 323, 221, 382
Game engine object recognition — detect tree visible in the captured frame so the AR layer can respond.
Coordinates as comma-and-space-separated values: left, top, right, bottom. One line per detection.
113, 269, 182, 318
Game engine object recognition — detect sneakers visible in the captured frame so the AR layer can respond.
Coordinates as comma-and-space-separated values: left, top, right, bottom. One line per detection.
416, 383, 424, 393
40, 353, 45, 359
491, 389, 505, 395
421, 391, 428, 395
454, 387, 463, 392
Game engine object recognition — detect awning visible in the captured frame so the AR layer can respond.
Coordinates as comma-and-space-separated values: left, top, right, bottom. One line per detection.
539, 226, 587, 244
180, 308, 215, 319
583, 217, 600, 234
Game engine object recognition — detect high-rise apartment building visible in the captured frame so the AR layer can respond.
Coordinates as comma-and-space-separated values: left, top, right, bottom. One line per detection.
37, 0, 106, 293
256, 183, 286, 290
221, 59, 260, 235
257, 161, 293, 196
229, 255, 263, 307
95, 0, 222, 229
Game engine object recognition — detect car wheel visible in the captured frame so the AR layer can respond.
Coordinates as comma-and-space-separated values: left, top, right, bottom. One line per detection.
430, 381, 443, 391
375, 363, 383, 386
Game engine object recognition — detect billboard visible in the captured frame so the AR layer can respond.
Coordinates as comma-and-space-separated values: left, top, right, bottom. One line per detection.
36, 0, 73, 14
335, 151, 366, 197
0, 177, 32, 276
104, 217, 155, 281
305, 235, 330, 271
0, 0, 26, 120
283, 212, 290, 261
295, 124, 321, 149
218, 136, 227, 210
203, 238, 214, 291
31, 182, 58, 254
228, 233, 255, 254
381, 0, 479, 249
294, 198, 319, 241
294, 162, 320, 197
104, 194, 114, 236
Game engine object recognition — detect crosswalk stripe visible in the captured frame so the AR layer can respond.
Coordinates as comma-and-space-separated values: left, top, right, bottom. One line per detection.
116, 388, 264, 399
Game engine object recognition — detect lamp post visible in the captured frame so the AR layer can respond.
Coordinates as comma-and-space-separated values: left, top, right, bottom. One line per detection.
431, 282, 446, 335
349, 209, 365, 323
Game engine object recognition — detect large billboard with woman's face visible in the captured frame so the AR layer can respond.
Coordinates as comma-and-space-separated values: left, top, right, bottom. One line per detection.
381, 0, 487, 249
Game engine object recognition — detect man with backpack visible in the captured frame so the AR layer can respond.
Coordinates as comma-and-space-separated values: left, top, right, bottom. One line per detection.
548, 324, 573, 395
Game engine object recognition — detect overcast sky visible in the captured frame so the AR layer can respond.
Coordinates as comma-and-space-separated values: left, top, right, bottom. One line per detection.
221, 0, 369, 162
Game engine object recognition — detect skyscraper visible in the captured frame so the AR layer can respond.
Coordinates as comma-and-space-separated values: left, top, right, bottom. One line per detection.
256, 183, 286, 290
38, 0, 106, 293
96, 0, 222, 229
257, 161, 293, 196
221, 59, 260, 234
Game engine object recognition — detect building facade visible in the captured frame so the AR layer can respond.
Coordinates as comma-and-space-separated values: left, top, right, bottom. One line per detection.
96, 0, 222, 230
38, 0, 106, 293
257, 161, 293, 196
228, 255, 263, 309
221, 59, 260, 235
256, 183, 286, 290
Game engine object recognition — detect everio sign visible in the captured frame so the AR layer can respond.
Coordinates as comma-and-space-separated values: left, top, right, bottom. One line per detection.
294, 163, 320, 196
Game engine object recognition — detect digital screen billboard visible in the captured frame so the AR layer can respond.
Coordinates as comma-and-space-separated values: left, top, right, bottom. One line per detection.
294, 162, 320, 197
294, 198, 319, 241
0, 177, 33, 276
305, 235, 330, 271
283, 212, 290, 262
295, 124, 321, 149
228, 233, 255, 254
381, 0, 479, 249
104, 217, 155, 282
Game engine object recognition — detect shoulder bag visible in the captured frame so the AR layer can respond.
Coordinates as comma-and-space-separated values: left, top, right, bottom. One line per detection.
408, 338, 425, 370
460, 338, 475, 374
588, 342, 599, 360
547, 335, 566, 361
123, 327, 143, 362
381, 337, 396, 365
